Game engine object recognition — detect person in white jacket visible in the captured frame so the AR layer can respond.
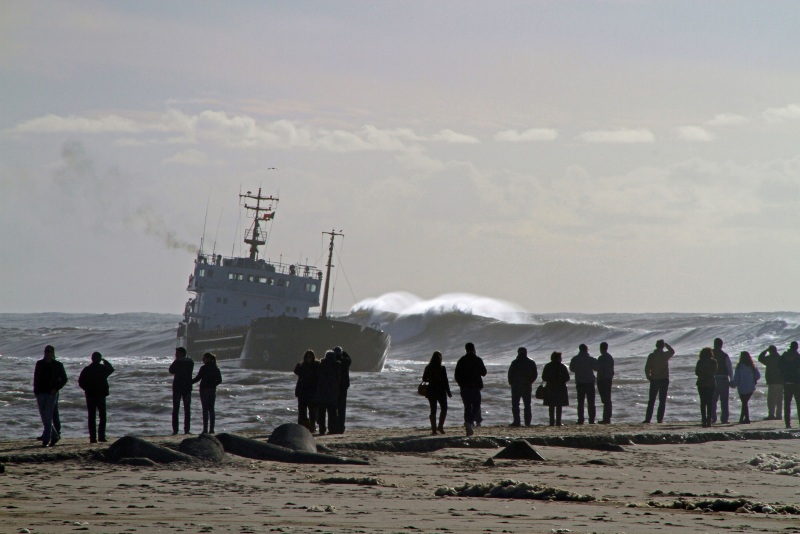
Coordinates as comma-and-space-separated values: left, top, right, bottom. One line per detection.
731, 351, 761, 424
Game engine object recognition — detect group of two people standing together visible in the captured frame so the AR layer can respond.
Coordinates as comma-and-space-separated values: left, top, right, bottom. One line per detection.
33, 345, 114, 447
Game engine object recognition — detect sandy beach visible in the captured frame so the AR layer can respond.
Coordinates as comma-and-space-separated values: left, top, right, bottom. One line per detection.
2, 420, 800, 534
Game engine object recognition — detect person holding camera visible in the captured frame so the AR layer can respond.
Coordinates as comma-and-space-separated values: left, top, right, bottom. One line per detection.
78, 351, 115, 443
643, 339, 675, 424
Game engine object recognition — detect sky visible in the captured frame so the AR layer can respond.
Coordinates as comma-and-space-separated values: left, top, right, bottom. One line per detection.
2, 0, 800, 315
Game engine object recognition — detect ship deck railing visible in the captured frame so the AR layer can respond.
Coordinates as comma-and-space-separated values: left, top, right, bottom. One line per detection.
195, 252, 322, 279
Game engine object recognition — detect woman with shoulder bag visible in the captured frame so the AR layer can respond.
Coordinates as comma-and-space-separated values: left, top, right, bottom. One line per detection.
422, 351, 452, 435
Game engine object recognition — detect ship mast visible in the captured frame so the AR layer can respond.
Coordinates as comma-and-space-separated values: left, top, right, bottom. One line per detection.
240, 188, 278, 260
319, 230, 343, 319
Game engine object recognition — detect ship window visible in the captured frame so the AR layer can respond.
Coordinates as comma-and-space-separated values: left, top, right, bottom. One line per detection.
198, 269, 205, 277
258, 277, 267, 283
228, 273, 235, 280
237, 274, 244, 281
248, 275, 255, 282
305, 283, 317, 292
268, 278, 274, 285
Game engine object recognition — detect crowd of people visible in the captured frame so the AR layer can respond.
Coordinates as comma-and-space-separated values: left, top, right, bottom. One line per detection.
419, 339, 800, 436
30, 338, 800, 445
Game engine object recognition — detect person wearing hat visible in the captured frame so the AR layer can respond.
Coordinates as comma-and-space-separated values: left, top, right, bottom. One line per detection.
78, 351, 115, 443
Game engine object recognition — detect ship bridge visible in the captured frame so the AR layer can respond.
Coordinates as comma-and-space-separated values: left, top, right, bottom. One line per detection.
185, 252, 322, 331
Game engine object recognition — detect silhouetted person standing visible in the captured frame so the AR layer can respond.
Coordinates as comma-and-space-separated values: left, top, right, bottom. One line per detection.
507, 347, 538, 427
596, 342, 615, 424
294, 350, 319, 432
192, 352, 222, 434
423, 351, 452, 434
711, 338, 733, 424
542, 351, 570, 426
643, 339, 675, 423
780, 341, 800, 429
759, 345, 783, 420
695, 347, 717, 427
33, 345, 68, 447
316, 350, 341, 435
570, 344, 598, 424
454, 342, 487, 436
332, 346, 351, 434
78, 351, 114, 443
169, 347, 194, 435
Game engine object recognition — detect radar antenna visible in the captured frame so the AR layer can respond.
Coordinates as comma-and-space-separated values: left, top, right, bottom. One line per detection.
240, 187, 278, 260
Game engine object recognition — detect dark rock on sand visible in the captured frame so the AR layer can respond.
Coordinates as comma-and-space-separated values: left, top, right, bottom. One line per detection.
216, 432, 369, 465
267, 423, 317, 454
493, 440, 546, 461
178, 433, 226, 462
106, 435, 196, 464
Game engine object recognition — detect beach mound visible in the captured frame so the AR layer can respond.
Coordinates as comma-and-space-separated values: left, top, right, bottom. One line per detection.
106, 435, 196, 464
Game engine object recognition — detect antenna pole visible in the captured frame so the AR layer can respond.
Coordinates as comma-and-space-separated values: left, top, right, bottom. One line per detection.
240, 187, 278, 260
319, 230, 344, 319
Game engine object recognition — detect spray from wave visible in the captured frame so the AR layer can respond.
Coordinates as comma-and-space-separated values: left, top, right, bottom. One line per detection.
351, 291, 529, 323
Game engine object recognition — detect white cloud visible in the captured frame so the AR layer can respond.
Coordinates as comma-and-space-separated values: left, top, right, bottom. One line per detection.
676, 126, 716, 142
430, 129, 480, 144
762, 104, 800, 123
706, 113, 748, 126
494, 128, 558, 142
577, 129, 655, 144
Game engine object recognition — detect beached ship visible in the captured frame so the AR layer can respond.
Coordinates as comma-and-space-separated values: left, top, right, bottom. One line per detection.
176, 187, 390, 371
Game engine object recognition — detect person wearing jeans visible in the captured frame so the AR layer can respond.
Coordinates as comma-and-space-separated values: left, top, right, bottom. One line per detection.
643, 340, 675, 424
33, 345, 68, 447
711, 338, 733, 424
454, 342, 487, 436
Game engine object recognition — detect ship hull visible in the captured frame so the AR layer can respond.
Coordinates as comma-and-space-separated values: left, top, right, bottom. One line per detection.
240, 316, 390, 372
182, 325, 249, 362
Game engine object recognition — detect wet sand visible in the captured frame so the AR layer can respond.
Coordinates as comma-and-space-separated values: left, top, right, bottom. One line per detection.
2, 419, 800, 533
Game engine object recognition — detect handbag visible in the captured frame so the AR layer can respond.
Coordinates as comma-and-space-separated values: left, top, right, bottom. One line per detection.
417, 382, 429, 397
535, 383, 546, 400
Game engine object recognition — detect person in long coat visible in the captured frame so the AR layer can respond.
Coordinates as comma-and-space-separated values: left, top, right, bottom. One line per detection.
731, 351, 760, 424
315, 351, 341, 435
541, 351, 570, 426
294, 350, 319, 432
422, 351, 452, 434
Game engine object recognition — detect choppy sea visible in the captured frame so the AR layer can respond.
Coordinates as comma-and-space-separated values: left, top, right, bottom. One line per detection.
3, 298, 799, 440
